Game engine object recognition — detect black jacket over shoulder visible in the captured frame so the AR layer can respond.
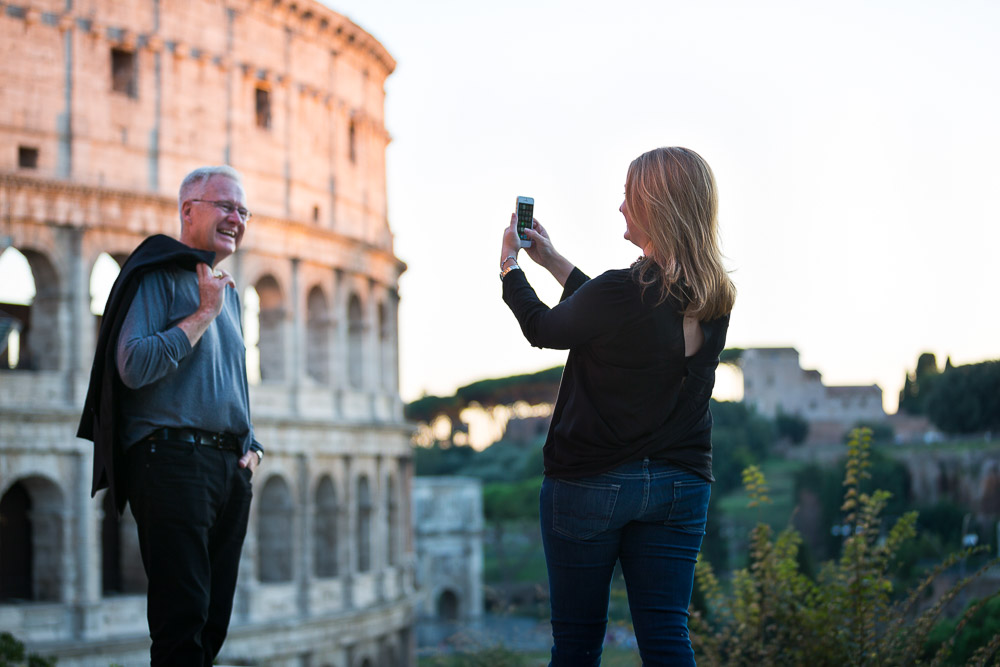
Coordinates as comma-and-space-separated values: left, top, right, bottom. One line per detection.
502, 266, 730, 481
77, 235, 215, 515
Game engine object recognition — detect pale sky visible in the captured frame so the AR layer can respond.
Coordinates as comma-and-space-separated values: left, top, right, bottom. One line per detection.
320, 0, 1000, 411
3, 1, 998, 415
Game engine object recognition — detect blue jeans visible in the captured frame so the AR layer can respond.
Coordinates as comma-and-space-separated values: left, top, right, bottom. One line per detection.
540, 458, 710, 666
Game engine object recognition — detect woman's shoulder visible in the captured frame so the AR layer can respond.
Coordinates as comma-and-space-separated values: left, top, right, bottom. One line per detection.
591, 267, 638, 287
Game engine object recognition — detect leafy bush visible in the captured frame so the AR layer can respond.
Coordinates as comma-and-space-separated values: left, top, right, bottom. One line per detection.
923, 595, 1000, 665
844, 420, 894, 445
0, 632, 56, 667
690, 428, 1000, 666
792, 446, 912, 562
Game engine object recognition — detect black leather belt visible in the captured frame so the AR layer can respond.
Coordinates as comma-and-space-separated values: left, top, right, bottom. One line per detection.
144, 427, 240, 452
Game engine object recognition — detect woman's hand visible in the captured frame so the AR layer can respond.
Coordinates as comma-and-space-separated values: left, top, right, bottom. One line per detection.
522, 218, 556, 267
522, 218, 574, 287
501, 213, 522, 267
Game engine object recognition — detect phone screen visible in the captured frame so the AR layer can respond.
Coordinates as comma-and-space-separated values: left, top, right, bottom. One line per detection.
517, 200, 534, 241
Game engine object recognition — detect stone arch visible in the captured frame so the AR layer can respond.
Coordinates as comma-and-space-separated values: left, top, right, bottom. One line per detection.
347, 292, 364, 389
386, 473, 399, 567
90, 252, 122, 341
436, 589, 460, 621
18, 248, 61, 371
356, 474, 372, 573
0, 246, 33, 369
377, 635, 400, 667
100, 492, 146, 596
314, 475, 339, 578
0, 476, 64, 601
254, 275, 286, 383
0, 246, 62, 370
306, 285, 331, 384
243, 285, 261, 384
258, 475, 295, 583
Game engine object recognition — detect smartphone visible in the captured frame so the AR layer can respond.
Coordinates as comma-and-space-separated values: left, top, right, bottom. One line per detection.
516, 196, 534, 248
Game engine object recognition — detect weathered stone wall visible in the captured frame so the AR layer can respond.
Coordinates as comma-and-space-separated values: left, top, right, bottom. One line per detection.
0, 1, 417, 665
412, 477, 484, 623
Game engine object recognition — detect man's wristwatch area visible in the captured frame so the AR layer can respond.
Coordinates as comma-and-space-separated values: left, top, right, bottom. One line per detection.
252, 448, 263, 464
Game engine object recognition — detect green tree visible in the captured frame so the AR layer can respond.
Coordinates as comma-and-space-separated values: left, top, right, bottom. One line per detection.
924, 360, 1000, 434
413, 441, 476, 476
775, 411, 809, 444
711, 400, 776, 494
898, 352, 940, 415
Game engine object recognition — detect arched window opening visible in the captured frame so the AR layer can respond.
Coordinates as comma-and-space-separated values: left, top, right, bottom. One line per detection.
101, 493, 146, 595
0, 247, 35, 370
259, 476, 294, 582
357, 475, 372, 573
306, 286, 330, 384
347, 294, 363, 389
255, 275, 285, 383
0, 477, 63, 601
378, 638, 399, 667
243, 286, 261, 384
314, 476, 338, 578
91, 252, 121, 341
0, 482, 32, 600
437, 590, 460, 621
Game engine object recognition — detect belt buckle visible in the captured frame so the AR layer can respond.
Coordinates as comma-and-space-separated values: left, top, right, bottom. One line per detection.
209, 432, 223, 448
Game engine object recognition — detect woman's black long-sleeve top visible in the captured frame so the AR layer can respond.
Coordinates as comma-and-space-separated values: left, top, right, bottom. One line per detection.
502, 265, 729, 481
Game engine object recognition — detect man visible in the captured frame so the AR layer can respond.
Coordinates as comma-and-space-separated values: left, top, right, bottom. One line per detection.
78, 165, 263, 665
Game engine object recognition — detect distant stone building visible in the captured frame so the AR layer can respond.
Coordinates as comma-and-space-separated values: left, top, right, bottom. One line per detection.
741, 347, 885, 441
412, 478, 484, 628
0, 1, 416, 665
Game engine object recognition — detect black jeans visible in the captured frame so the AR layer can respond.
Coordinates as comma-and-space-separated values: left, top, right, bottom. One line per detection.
126, 438, 253, 666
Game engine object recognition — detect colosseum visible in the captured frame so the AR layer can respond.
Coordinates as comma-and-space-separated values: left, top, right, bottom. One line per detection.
0, 0, 416, 665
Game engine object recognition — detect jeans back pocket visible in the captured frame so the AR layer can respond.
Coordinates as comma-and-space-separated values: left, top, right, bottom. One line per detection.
666, 479, 710, 535
551, 478, 621, 541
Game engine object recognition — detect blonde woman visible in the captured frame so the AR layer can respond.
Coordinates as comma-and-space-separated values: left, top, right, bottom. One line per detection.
499, 147, 735, 666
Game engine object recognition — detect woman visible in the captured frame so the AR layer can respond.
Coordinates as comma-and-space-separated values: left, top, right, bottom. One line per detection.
499, 147, 735, 666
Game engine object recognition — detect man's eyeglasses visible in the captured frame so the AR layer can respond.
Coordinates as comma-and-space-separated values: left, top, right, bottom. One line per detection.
190, 199, 252, 221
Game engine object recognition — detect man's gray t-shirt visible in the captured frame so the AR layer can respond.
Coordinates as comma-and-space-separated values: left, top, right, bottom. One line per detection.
115, 266, 255, 454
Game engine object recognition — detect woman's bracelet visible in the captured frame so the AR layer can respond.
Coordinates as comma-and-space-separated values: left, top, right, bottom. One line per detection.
499, 263, 521, 280
501, 254, 518, 270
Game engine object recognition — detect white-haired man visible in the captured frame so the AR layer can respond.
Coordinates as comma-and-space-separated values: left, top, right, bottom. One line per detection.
79, 166, 262, 665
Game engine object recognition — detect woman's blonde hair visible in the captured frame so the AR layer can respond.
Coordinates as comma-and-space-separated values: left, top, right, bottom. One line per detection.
626, 147, 735, 321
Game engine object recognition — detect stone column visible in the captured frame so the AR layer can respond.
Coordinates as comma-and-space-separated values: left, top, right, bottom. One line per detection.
374, 454, 385, 602
290, 257, 303, 413
296, 451, 310, 616
331, 269, 346, 416
64, 227, 90, 405
340, 454, 354, 609
76, 450, 99, 605
364, 278, 377, 417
